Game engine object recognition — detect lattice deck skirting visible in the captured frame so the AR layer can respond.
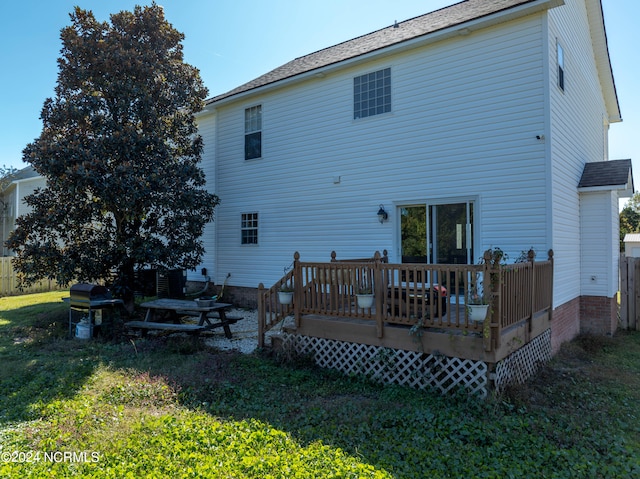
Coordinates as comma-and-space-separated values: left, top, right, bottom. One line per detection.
493, 328, 552, 392
277, 328, 551, 398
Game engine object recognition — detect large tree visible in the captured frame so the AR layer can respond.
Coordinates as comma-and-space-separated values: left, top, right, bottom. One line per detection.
7, 4, 218, 310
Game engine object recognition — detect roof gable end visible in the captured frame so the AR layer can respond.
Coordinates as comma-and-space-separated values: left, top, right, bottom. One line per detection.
584, 0, 620, 123
207, 0, 561, 106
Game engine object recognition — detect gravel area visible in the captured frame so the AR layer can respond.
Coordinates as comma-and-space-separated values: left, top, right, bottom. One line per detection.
203, 308, 292, 354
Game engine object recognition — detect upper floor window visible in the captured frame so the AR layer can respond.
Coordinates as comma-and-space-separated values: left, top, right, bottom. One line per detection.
241, 212, 258, 245
557, 42, 565, 91
353, 68, 391, 119
245, 105, 262, 160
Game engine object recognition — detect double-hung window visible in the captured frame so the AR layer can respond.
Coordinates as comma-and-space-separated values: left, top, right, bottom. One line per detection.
241, 212, 259, 245
557, 42, 565, 91
353, 68, 391, 119
245, 105, 262, 160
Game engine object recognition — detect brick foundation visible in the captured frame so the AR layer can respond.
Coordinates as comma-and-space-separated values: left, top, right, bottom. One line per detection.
185, 282, 258, 309
580, 294, 618, 337
550, 297, 581, 355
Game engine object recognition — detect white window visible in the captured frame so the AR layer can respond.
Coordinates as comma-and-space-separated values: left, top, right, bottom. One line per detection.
557, 42, 565, 91
241, 212, 258, 245
353, 68, 391, 119
244, 105, 262, 160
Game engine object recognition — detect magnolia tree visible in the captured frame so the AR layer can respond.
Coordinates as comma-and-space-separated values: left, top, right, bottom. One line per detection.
7, 4, 218, 311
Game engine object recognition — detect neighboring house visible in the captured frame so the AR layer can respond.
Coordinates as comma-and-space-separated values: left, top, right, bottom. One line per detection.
623, 233, 640, 257
0, 166, 45, 257
195, 0, 633, 351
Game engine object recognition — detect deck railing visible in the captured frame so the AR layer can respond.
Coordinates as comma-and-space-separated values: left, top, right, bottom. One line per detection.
258, 250, 554, 350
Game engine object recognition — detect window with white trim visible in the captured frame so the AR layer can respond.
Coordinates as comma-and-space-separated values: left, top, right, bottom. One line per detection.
557, 42, 565, 91
241, 212, 258, 245
353, 68, 391, 119
244, 105, 262, 160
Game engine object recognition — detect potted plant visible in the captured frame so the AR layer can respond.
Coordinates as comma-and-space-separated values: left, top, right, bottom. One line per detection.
278, 283, 294, 305
195, 295, 217, 307
466, 292, 490, 322
355, 280, 374, 308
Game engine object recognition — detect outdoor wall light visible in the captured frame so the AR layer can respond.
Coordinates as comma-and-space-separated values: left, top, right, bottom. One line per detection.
377, 205, 388, 224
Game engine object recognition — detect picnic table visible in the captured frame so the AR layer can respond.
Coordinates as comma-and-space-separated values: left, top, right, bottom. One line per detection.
125, 299, 241, 338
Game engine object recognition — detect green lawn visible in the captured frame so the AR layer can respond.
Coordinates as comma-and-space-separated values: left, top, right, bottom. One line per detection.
0, 291, 639, 478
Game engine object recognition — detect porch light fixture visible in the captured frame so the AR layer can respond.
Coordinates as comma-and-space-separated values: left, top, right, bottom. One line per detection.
377, 205, 388, 223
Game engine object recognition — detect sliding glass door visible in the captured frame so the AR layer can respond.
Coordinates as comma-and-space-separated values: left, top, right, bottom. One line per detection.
401, 201, 474, 265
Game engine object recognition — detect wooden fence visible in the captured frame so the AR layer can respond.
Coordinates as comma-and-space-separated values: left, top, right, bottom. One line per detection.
620, 255, 640, 330
0, 257, 62, 296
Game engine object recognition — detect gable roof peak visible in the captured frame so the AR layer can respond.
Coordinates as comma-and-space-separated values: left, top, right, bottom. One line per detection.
207, 0, 558, 106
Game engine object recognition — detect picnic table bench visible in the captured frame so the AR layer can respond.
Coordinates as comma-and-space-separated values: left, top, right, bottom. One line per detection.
125, 299, 242, 338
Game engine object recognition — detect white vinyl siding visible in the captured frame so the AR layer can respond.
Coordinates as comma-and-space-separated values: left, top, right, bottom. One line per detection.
548, 0, 612, 306
1, 175, 46, 257
192, 111, 217, 282
210, 14, 550, 287
580, 191, 618, 296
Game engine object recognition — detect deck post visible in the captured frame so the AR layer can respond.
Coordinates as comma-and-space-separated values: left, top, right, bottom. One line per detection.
493, 258, 503, 350
548, 249, 554, 324
482, 252, 493, 352
528, 249, 536, 339
373, 251, 384, 338
257, 283, 265, 348
483, 248, 504, 352
293, 252, 302, 328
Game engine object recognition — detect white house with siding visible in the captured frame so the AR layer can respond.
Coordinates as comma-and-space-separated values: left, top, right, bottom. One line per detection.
194, 0, 632, 348
0, 167, 45, 257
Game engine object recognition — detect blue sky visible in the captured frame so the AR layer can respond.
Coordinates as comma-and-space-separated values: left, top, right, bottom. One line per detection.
1, 0, 638, 196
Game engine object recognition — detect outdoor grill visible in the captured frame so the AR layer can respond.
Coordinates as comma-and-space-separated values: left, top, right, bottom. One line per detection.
67, 283, 123, 338
69, 283, 112, 308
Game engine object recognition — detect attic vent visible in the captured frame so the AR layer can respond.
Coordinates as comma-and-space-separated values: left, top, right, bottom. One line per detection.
393, 20, 399, 28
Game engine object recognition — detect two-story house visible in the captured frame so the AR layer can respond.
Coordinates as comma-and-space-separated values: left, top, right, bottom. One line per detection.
0, 166, 44, 257
194, 0, 632, 354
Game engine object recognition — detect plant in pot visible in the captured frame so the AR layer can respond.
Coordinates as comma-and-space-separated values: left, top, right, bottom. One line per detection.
278, 282, 294, 305
195, 295, 217, 307
466, 291, 490, 323
355, 280, 374, 309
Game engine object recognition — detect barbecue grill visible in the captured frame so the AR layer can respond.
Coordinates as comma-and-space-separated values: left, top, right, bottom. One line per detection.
66, 283, 124, 338
70, 283, 112, 306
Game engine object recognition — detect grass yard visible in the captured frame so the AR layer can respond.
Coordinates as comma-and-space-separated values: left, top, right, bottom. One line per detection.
0, 291, 639, 478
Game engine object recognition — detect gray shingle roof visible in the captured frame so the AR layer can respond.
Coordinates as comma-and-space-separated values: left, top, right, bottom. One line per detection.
207, 0, 538, 104
578, 159, 633, 189
6, 166, 37, 182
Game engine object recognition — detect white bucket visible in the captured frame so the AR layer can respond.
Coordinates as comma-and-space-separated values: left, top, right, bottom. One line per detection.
75, 321, 92, 339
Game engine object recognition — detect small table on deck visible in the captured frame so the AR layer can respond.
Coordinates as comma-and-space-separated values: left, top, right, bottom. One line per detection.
126, 299, 238, 338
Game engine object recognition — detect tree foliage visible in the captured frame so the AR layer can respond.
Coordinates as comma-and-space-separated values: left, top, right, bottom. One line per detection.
620, 193, 640, 251
7, 4, 218, 308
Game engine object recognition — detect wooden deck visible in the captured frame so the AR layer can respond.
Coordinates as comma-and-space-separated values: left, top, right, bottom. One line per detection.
258, 250, 554, 364
284, 309, 550, 363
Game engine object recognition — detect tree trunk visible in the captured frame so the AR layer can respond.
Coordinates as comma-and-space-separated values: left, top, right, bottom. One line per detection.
119, 260, 136, 314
